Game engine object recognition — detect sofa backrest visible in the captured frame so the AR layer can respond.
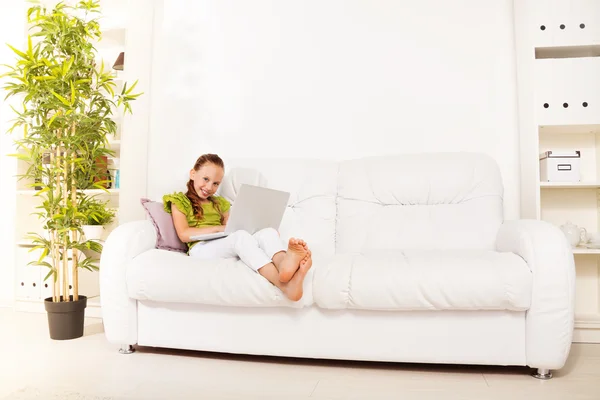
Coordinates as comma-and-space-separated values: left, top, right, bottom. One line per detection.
219, 157, 339, 257
187, 152, 503, 256
335, 153, 504, 253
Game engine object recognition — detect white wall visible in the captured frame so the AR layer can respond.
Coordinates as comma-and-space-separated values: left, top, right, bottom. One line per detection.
144, 0, 521, 219
118, 0, 158, 223
0, 2, 23, 307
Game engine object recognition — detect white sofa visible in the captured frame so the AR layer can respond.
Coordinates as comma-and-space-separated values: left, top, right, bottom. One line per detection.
100, 152, 575, 378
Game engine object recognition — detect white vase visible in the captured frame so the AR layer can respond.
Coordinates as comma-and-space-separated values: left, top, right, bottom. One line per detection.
81, 225, 104, 241
560, 221, 586, 248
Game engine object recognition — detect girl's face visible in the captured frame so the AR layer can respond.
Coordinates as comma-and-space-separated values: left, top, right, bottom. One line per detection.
190, 163, 224, 200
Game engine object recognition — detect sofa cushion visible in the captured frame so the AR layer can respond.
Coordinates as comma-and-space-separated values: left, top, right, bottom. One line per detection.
313, 250, 531, 311
218, 158, 339, 257
336, 153, 504, 252
140, 198, 188, 253
126, 249, 315, 308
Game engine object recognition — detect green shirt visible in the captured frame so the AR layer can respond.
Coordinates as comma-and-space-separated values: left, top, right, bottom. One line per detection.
163, 192, 231, 249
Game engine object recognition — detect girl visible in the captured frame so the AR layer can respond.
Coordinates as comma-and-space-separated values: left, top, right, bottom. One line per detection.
163, 154, 312, 301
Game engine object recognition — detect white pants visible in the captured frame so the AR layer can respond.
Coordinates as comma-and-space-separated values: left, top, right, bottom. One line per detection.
188, 228, 287, 272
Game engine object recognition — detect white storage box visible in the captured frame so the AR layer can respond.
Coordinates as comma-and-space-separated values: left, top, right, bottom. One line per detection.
539, 151, 581, 182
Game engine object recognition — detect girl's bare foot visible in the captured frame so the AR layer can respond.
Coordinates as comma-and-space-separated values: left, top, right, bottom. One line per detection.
282, 250, 312, 301
278, 238, 308, 283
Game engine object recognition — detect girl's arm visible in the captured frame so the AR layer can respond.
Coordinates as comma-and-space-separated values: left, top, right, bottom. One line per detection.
171, 204, 225, 242
222, 211, 230, 226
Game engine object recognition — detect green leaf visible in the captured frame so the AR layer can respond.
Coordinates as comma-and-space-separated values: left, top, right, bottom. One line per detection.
6, 44, 28, 60
28, 245, 46, 253
103, 82, 115, 97
6, 153, 31, 161
41, 58, 53, 68
32, 76, 56, 81
47, 111, 59, 127
50, 90, 71, 106
0, 71, 14, 79
125, 80, 138, 95
63, 56, 74, 76
35, 186, 51, 195
37, 261, 54, 270
43, 269, 55, 282
38, 247, 49, 263
27, 260, 53, 270
86, 240, 103, 253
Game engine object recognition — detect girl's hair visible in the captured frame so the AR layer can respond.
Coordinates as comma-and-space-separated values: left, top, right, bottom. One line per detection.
186, 154, 225, 224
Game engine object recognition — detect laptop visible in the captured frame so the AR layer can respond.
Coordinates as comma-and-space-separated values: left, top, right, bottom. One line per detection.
189, 184, 290, 241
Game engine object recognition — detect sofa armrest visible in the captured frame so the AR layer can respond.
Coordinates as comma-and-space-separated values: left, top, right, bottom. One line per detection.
496, 219, 575, 369
100, 220, 156, 345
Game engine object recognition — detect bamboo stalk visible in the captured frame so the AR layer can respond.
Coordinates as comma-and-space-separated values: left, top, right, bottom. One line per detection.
54, 138, 62, 302
71, 146, 78, 301
49, 149, 57, 303
62, 130, 69, 302
63, 245, 68, 302
52, 231, 59, 302
70, 123, 79, 301
72, 230, 78, 301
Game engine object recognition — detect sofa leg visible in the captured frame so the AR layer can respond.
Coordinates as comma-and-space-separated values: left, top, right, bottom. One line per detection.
531, 368, 552, 379
118, 345, 135, 354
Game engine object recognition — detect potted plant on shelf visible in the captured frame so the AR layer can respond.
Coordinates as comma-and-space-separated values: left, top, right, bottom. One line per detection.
80, 197, 116, 241
1, 1, 141, 340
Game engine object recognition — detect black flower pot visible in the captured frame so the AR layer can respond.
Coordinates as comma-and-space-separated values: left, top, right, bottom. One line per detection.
44, 295, 87, 340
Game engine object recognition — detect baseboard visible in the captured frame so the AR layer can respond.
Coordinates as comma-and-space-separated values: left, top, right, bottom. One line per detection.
573, 313, 600, 343
0, 298, 14, 308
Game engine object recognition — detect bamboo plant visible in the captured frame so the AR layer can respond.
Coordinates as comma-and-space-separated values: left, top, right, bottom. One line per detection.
2, 1, 141, 303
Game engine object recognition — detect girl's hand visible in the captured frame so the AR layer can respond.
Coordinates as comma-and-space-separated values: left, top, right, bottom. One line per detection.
217, 225, 226, 233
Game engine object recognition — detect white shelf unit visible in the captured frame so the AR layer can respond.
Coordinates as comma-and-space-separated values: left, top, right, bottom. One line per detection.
516, 0, 600, 343
12, 1, 128, 317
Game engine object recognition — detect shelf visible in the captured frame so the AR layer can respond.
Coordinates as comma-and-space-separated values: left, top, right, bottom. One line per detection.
575, 313, 600, 328
109, 140, 121, 150
88, 295, 101, 307
573, 247, 600, 255
540, 182, 600, 189
16, 241, 36, 247
17, 189, 120, 195
539, 124, 600, 135
535, 44, 600, 59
